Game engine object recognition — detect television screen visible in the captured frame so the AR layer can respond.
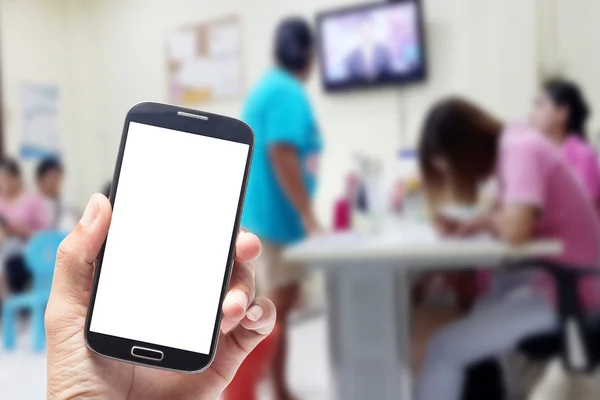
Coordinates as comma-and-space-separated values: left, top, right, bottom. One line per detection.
317, 0, 427, 91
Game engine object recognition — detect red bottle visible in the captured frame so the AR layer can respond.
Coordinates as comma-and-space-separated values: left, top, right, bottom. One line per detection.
333, 198, 350, 231
333, 174, 358, 231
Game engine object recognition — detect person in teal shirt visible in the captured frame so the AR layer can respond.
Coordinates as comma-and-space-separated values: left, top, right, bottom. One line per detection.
241, 17, 322, 400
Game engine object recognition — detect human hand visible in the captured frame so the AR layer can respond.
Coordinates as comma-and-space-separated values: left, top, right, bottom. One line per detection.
46, 193, 276, 400
5, 223, 28, 239
432, 213, 462, 236
302, 213, 324, 237
453, 217, 489, 237
433, 213, 489, 237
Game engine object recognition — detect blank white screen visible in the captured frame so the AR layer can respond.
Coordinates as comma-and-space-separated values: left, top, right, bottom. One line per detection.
90, 122, 249, 354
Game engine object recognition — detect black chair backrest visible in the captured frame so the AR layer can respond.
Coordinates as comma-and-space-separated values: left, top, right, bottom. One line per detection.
507, 259, 600, 373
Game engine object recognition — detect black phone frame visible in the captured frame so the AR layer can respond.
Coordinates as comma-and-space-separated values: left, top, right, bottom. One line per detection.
84, 102, 254, 373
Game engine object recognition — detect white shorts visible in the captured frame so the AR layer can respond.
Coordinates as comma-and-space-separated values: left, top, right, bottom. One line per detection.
254, 240, 306, 295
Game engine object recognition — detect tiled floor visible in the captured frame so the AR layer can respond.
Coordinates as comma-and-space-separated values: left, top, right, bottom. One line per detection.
0, 346, 46, 399
0, 316, 331, 400
1, 315, 597, 400
264, 316, 333, 400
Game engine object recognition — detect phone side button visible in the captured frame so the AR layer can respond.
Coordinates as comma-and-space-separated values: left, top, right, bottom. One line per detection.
131, 346, 164, 361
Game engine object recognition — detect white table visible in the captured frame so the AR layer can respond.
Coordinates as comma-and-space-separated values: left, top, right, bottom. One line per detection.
285, 222, 563, 400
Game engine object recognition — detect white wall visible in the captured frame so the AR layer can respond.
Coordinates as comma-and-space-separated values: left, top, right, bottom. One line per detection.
1, 0, 541, 224
0, 0, 80, 199
553, 0, 600, 139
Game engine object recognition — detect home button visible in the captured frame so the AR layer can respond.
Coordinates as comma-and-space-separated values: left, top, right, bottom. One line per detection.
131, 346, 164, 361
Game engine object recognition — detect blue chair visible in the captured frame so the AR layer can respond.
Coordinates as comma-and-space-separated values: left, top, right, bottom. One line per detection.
2, 231, 67, 352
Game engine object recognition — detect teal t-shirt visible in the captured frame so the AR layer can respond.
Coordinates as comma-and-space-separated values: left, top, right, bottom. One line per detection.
241, 68, 322, 245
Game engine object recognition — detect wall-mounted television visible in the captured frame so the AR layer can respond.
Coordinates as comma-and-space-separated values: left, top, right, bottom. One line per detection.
317, 0, 427, 92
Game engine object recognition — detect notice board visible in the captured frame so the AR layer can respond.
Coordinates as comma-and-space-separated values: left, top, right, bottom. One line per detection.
167, 16, 242, 105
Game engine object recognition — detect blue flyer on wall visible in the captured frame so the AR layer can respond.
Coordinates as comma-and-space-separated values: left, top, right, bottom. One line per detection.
20, 83, 61, 159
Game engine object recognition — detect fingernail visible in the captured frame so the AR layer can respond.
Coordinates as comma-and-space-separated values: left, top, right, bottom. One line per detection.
240, 230, 258, 242
80, 195, 99, 227
228, 289, 248, 311
246, 304, 263, 322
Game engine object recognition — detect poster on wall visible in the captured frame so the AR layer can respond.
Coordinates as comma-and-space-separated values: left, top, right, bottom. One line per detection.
20, 83, 61, 159
166, 16, 242, 105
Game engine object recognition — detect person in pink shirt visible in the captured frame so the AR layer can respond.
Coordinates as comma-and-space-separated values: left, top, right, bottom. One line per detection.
0, 158, 51, 296
530, 78, 600, 205
416, 98, 600, 400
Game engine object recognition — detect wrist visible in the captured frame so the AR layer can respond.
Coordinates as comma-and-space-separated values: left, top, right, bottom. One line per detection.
301, 211, 316, 225
47, 356, 104, 400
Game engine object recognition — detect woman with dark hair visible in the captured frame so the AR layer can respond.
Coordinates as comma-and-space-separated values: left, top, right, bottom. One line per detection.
0, 158, 51, 296
416, 98, 600, 400
530, 78, 600, 203
241, 17, 322, 400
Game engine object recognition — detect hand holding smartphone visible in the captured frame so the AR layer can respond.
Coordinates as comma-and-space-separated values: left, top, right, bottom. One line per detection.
84, 103, 255, 372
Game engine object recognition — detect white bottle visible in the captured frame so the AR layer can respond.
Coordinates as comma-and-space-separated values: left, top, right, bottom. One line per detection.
351, 154, 382, 235
395, 149, 422, 219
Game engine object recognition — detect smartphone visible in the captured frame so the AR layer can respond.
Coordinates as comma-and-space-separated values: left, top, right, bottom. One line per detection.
84, 102, 254, 373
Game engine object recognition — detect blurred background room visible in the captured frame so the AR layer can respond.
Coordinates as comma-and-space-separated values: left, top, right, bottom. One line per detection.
2, 0, 600, 399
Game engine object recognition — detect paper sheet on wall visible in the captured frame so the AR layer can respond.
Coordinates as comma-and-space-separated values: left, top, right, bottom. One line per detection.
211, 56, 239, 97
167, 31, 196, 62
209, 22, 240, 56
177, 58, 213, 87
20, 83, 61, 159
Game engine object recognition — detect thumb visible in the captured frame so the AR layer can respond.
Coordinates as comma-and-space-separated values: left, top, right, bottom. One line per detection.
51, 193, 112, 307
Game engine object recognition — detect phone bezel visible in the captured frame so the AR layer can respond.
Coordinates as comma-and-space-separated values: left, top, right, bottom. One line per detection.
84, 102, 254, 373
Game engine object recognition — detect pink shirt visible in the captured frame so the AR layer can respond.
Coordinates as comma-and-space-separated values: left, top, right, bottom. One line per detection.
0, 192, 51, 232
561, 136, 600, 203
498, 128, 600, 309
